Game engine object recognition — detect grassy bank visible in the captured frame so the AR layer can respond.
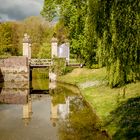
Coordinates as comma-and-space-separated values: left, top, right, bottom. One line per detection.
58, 67, 140, 139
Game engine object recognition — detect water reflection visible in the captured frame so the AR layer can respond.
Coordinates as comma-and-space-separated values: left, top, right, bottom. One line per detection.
50, 95, 70, 127
51, 100, 58, 127
0, 80, 110, 140
50, 84, 110, 140
22, 95, 32, 126
0, 81, 29, 104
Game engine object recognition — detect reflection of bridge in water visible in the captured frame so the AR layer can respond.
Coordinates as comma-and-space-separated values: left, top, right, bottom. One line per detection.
0, 81, 72, 127
31, 89, 49, 94
0, 82, 29, 104
0, 80, 55, 126
0, 79, 58, 103
0, 81, 51, 104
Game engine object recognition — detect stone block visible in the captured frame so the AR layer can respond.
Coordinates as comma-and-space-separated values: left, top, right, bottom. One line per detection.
0, 56, 29, 82
4, 56, 28, 67
3, 81, 29, 89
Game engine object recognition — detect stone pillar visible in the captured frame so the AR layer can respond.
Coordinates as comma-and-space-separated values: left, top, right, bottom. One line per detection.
51, 37, 58, 58
23, 33, 31, 59
65, 41, 70, 64
49, 72, 57, 82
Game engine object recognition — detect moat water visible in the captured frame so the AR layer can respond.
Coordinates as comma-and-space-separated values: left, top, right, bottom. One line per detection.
0, 77, 109, 140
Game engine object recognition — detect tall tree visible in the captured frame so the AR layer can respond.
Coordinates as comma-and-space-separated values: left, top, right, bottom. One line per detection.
41, 0, 87, 60
87, 0, 140, 87
0, 22, 13, 56
41, 0, 140, 87
23, 16, 53, 58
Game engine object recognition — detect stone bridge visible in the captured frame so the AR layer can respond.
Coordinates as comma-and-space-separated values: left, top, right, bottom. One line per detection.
0, 33, 81, 83
0, 33, 81, 105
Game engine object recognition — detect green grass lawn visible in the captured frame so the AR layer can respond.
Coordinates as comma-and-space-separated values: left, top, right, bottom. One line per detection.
58, 67, 140, 139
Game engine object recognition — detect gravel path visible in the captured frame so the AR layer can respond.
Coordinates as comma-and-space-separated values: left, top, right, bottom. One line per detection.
79, 80, 100, 89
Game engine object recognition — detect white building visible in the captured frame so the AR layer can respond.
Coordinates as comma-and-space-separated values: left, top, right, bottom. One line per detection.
58, 43, 70, 62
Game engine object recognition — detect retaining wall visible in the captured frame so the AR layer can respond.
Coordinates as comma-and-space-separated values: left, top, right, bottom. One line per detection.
0, 56, 29, 82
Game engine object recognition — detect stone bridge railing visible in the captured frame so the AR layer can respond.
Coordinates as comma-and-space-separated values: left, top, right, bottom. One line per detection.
29, 59, 52, 68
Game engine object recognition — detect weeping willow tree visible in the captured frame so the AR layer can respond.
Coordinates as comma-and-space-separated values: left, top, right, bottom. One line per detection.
85, 0, 140, 87
106, 0, 140, 87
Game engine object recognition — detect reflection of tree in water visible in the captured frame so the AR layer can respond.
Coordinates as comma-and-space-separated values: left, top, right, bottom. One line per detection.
50, 86, 75, 128
58, 97, 110, 140
106, 97, 140, 140
50, 86, 75, 105
50, 86, 65, 105
50, 85, 110, 139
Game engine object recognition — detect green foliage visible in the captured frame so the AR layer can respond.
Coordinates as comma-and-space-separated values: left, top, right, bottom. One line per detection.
37, 43, 51, 58
62, 66, 74, 75
58, 67, 140, 139
83, 0, 98, 67
106, 97, 140, 140
41, 0, 88, 60
60, 0, 87, 60
84, 0, 140, 87
0, 22, 22, 56
54, 21, 69, 44
0, 16, 53, 58
105, 0, 140, 87
0, 22, 13, 56
23, 16, 53, 58
51, 58, 73, 76
41, 0, 58, 21
41, 0, 140, 87
59, 98, 108, 140
51, 58, 66, 76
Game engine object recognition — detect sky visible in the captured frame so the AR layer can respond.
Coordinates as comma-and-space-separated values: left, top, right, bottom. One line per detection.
0, 0, 44, 21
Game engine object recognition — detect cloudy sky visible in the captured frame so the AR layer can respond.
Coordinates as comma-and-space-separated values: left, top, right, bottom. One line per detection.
0, 0, 44, 21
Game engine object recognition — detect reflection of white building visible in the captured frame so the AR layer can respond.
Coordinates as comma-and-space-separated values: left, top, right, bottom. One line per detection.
50, 96, 70, 127
58, 97, 70, 119
50, 96, 81, 127
51, 38, 70, 63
